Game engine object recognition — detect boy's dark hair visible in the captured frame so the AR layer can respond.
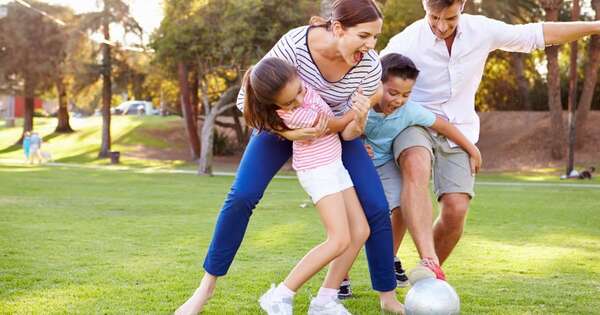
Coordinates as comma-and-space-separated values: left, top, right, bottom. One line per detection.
380, 53, 420, 82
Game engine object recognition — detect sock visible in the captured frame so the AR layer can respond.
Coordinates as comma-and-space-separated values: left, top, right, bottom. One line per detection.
274, 283, 295, 300
394, 256, 400, 263
314, 287, 338, 304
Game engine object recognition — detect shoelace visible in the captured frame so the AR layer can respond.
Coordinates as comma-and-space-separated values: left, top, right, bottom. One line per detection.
421, 257, 446, 280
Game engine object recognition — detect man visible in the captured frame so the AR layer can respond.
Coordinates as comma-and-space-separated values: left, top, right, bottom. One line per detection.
380, 0, 600, 281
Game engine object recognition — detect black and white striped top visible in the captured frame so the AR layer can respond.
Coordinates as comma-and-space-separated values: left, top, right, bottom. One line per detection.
236, 25, 382, 117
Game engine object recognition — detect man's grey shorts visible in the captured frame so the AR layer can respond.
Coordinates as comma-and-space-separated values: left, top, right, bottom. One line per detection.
390, 126, 475, 204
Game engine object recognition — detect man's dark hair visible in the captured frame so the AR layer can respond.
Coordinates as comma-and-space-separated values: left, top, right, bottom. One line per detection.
424, 0, 465, 11
380, 53, 420, 82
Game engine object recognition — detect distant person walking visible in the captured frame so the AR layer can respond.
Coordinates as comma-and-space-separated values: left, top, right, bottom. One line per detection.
28, 132, 43, 164
23, 131, 31, 162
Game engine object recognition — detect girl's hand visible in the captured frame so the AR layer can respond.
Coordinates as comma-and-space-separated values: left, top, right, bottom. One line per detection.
278, 113, 329, 141
469, 146, 483, 175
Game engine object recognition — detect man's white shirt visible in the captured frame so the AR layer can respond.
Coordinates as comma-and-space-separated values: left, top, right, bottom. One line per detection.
381, 14, 545, 146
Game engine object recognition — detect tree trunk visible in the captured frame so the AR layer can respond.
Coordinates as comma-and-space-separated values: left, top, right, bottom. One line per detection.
566, 0, 581, 175
198, 107, 215, 176
198, 85, 240, 176
98, 11, 112, 159
55, 78, 74, 133
543, 1, 565, 160
178, 62, 201, 160
190, 66, 200, 124
510, 53, 531, 110
575, 0, 600, 146
21, 77, 35, 144
231, 106, 248, 146
23, 78, 34, 132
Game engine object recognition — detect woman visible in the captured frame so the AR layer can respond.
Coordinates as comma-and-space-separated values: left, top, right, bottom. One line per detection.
176, 0, 404, 313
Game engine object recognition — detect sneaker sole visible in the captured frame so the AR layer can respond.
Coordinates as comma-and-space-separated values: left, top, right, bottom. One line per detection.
396, 279, 410, 288
407, 266, 436, 285
338, 293, 353, 300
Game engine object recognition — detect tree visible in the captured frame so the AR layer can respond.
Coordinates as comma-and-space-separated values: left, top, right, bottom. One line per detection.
0, 1, 69, 141
541, 0, 566, 160
566, 0, 581, 175
152, 0, 317, 175
575, 0, 600, 145
79, 0, 142, 158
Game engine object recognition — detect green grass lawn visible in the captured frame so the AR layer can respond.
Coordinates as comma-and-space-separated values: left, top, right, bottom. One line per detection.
1, 165, 599, 314
0, 116, 188, 169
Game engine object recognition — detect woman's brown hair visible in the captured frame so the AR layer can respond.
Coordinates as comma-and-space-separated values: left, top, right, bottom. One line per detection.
310, 0, 383, 29
243, 57, 298, 132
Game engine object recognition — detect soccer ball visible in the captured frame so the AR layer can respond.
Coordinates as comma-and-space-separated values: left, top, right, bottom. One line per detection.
404, 278, 460, 315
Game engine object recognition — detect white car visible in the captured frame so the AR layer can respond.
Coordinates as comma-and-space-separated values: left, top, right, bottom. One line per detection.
112, 101, 159, 116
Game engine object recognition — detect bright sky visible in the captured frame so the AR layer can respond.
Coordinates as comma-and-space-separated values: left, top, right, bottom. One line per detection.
42, 0, 164, 35
1, 0, 165, 47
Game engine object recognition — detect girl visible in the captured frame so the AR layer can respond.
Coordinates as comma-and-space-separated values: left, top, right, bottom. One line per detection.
245, 57, 367, 314
176, 1, 404, 313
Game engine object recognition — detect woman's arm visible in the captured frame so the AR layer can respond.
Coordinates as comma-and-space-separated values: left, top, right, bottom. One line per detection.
430, 117, 482, 174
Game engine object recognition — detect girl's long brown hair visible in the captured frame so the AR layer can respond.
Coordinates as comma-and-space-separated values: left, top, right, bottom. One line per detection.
243, 57, 298, 132
310, 0, 383, 29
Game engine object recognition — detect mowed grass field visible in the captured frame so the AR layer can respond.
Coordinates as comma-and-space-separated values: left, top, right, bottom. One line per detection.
1, 164, 599, 314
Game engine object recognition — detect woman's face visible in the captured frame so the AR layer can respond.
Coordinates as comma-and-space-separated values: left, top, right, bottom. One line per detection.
334, 19, 383, 66
274, 76, 305, 111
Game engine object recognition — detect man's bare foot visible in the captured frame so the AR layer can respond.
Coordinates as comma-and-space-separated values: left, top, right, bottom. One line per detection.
174, 273, 217, 315
379, 290, 405, 314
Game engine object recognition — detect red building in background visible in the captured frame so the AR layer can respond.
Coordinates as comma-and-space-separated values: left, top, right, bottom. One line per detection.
14, 96, 43, 117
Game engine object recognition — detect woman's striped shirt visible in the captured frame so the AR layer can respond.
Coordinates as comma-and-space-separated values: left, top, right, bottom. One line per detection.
237, 25, 382, 117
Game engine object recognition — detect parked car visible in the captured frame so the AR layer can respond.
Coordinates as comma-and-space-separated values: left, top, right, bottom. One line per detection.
111, 101, 159, 116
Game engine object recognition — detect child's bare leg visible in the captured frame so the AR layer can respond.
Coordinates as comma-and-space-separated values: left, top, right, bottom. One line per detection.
321, 188, 369, 290
174, 273, 218, 315
324, 188, 405, 314
283, 192, 350, 290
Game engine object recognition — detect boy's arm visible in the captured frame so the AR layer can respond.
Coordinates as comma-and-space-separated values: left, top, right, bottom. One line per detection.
430, 117, 483, 174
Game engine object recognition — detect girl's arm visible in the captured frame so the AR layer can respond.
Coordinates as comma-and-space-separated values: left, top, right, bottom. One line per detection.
430, 117, 483, 174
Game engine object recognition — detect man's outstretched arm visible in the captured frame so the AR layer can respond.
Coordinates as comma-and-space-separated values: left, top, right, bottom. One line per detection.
543, 21, 600, 46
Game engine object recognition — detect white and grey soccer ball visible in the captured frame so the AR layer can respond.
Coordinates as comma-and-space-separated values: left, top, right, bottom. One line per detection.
404, 278, 460, 315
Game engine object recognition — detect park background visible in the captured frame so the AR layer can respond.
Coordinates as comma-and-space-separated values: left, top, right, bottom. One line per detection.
0, 0, 599, 314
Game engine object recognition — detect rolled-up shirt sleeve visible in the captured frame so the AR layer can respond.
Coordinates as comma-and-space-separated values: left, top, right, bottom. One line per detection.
487, 17, 545, 52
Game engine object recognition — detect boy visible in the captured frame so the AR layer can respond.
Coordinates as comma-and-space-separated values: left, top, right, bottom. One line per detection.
339, 53, 482, 298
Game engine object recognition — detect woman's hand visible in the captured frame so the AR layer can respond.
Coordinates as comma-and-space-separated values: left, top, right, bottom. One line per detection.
278, 113, 329, 141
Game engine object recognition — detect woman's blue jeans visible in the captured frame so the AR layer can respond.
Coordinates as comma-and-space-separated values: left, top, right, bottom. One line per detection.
203, 131, 396, 292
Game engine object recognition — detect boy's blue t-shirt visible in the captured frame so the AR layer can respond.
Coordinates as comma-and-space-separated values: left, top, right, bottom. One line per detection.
364, 101, 436, 167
